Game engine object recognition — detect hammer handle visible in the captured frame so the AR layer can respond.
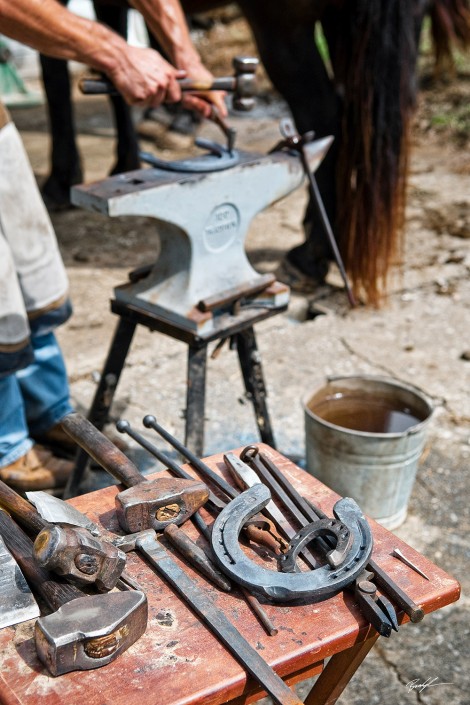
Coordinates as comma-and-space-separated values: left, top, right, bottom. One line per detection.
0, 478, 47, 534
0, 510, 84, 610
79, 76, 236, 96
61, 413, 144, 488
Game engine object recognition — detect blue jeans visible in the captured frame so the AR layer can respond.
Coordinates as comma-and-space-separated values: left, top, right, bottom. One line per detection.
0, 331, 73, 468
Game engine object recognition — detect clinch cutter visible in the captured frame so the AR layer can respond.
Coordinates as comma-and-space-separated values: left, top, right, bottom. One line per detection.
211, 484, 372, 602
350, 569, 399, 637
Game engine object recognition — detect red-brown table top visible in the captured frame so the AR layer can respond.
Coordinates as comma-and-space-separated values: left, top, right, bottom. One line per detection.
0, 445, 460, 705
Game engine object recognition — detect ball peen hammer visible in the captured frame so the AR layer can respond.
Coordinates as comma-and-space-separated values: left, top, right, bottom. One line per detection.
60, 412, 209, 533
0, 510, 147, 676
79, 56, 259, 111
0, 478, 125, 591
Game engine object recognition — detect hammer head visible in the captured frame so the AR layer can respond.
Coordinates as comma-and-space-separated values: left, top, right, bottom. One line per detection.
35, 590, 147, 676
34, 525, 126, 592
115, 477, 209, 533
232, 55, 259, 111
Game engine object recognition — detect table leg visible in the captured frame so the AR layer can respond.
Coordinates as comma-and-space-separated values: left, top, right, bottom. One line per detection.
303, 631, 380, 705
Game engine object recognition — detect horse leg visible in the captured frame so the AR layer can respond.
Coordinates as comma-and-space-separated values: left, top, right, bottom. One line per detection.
39, 0, 83, 210
239, 1, 341, 288
93, 2, 141, 174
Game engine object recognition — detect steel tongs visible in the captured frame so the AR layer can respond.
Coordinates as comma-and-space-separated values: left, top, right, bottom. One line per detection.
352, 569, 399, 637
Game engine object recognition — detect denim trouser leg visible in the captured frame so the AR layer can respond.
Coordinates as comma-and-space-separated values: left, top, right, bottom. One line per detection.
16, 331, 74, 437
0, 331, 73, 467
0, 374, 33, 467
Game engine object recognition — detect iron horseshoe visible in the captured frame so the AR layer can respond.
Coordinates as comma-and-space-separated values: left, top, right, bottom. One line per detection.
211, 484, 373, 602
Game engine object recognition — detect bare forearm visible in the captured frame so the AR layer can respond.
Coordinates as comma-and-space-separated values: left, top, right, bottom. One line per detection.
128, 0, 227, 114
0, 0, 130, 74
130, 0, 201, 70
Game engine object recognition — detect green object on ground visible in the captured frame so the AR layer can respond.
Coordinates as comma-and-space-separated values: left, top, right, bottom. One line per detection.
0, 38, 43, 108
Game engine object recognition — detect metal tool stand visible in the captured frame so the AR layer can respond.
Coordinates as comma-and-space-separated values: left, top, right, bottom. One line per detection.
65, 290, 284, 497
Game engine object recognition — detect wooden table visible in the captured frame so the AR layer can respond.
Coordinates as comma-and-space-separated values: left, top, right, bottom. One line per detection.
0, 445, 460, 705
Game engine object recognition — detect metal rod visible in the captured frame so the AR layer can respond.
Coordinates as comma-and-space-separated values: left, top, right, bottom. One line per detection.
240, 448, 312, 527
143, 415, 238, 500
255, 450, 326, 522
240, 588, 278, 636
369, 557, 425, 623
115, 421, 227, 512
299, 147, 357, 308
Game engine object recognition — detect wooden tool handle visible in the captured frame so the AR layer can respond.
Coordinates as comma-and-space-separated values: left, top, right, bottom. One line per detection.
0, 478, 47, 533
0, 510, 84, 610
60, 413, 144, 488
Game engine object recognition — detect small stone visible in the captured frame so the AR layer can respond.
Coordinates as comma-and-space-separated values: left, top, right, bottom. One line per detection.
460, 350, 470, 361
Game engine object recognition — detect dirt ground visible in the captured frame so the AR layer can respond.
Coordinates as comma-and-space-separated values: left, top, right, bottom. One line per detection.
8, 11, 470, 705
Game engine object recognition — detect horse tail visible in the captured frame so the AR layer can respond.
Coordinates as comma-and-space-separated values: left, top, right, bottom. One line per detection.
429, 0, 470, 73
331, 1, 420, 305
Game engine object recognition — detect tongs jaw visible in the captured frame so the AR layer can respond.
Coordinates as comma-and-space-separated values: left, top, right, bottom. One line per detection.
353, 570, 399, 637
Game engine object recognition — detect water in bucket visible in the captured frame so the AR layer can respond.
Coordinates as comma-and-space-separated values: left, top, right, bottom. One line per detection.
304, 376, 434, 530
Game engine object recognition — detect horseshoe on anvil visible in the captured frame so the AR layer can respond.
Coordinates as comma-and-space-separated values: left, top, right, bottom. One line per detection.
211, 484, 373, 602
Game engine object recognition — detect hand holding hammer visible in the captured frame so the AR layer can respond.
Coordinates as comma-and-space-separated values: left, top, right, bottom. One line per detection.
79, 56, 259, 111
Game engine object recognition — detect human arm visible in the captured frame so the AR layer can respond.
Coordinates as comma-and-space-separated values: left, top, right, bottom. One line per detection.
0, 0, 184, 106
130, 0, 227, 116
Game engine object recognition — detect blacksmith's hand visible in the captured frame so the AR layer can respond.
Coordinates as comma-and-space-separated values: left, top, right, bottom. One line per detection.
179, 62, 227, 118
107, 45, 185, 107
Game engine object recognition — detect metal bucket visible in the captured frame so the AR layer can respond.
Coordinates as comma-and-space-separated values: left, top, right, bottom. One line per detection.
304, 375, 434, 530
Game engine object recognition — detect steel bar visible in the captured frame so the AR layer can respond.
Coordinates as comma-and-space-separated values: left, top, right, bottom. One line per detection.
136, 531, 302, 705
241, 447, 312, 526
253, 449, 325, 523
240, 587, 278, 637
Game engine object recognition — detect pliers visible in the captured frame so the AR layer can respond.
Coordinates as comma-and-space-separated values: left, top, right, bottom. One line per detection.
352, 569, 399, 637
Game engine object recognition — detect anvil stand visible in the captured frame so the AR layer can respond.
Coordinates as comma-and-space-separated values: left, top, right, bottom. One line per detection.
64, 134, 332, 497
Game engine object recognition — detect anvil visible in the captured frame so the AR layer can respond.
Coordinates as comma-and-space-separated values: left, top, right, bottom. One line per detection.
72, 138, 332, 334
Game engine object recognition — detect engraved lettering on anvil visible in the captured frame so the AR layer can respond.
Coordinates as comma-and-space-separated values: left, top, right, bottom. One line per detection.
203, 204, 240, 252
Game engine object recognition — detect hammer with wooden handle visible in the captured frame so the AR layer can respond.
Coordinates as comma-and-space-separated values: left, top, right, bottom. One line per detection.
79, 56, 259, 111
60, 412, 209, 533
0, 509, 147, 676
0, 478, 125, 591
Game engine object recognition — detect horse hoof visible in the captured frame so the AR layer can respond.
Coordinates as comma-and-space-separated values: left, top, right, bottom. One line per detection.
274, 255, 328, 295
41, 173, 82, 212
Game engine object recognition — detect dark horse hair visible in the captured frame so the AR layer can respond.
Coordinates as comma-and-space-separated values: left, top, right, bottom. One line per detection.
326, 0, 470, 303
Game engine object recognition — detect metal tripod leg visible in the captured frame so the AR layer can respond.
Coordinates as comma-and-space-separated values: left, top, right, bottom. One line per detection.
63, 317, 137, 498
235, 327, 276, 448
184, 343, 207, 457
